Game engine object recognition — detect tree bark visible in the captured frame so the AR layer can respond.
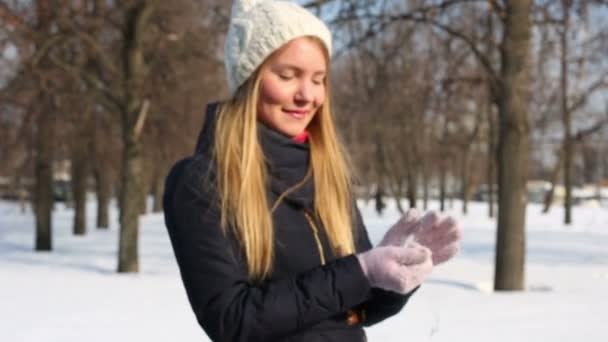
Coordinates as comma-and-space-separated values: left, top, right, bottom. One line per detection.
18, 176, 28, 214
71, 142, 88, 236
406, 166, 417, 209
494, 0, 532, 291
139, 157, 153, 215
439, 116, 450, 212
34, 105, 54, 251
461, 150, 470, 215
422, 163, 429, 210
485, 11, 497, 219
448, 156, 455, 210
94, 166, 111, 229
487, 103, 496, 218
542, 149, 563, 213
117, 1, 157, 273
118, 117, 143, 272
560, 0, 573, 225
152, 173, 164, 213
393, 181, 406, 214
139, 175, 149, 216
33, 0, 54, 252
439, 160, 447, 212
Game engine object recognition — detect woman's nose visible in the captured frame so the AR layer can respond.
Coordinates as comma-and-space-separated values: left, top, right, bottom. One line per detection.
294, 80, 314, 102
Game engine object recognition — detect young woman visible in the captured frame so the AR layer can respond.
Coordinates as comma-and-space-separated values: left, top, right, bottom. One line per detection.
163, 1, 462, 341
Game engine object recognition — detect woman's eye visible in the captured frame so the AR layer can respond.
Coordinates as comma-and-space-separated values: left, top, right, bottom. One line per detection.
279, 74, 294, 80
312, 78, 325, 85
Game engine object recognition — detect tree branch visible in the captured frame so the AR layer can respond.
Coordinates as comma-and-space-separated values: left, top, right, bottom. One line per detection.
48, 52, 122, 113
0, 2, 35, 39
411, 16, 500, 92
69, 23, 120, 78
574, 115, 608, 142
133, 99, 150, 140
567, 72, 608, 114
332, 0, 499, 93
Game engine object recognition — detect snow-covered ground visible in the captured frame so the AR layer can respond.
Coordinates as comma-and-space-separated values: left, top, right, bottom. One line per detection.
1, 198, 607, 342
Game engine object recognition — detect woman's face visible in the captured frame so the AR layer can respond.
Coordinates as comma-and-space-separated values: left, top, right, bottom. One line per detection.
257, 37, 327, 137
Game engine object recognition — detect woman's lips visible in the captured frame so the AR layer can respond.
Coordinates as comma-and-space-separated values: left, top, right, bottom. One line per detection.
282, 109, 309, 119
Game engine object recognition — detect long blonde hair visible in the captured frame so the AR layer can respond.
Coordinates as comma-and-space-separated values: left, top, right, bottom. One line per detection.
213, 37, 355, 282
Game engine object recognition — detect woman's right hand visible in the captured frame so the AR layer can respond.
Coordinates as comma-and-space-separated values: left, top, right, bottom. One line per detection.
380, 209, 462, 266
356, 243, 433, 294
378, 208, 421, 247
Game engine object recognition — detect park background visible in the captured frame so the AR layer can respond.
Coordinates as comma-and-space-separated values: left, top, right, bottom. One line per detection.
1, 1, 607, 341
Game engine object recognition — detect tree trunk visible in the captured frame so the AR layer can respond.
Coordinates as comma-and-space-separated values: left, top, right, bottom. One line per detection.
542, 149, 563, 213
560, 1, 573, 225
116, 176, 123, 222
439, 161, 446, 212
94, 166, 111, 229
448, 157, 455, 210
91, 112, 111, 229
488, 161, 495, 218
461, 150, 470, 215
34, 107, 54, 251
602, 143, 608, 180
33, 1, 54, 251
406, 174, 416, 208
118, 112, 143, 273
117, 1, 157, 273
71, 144, 87, 236
494, 0, 532, 292
422, 163, 429, 211
140, 176, 149, 216
152, 173, 164, 213
393, 181, 406, 214
17, 174, 28, 214
581, 144, 599, 184
375, 186, 386, 216
406, 165, 417, 208
373, 132, 386, 215
19, 188, 28, 214
139, 157, 153, 215
485, 12, 496, 219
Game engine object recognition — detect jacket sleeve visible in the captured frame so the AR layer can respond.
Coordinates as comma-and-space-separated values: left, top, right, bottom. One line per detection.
165, 157, 372, 342
351, 201, 418, 327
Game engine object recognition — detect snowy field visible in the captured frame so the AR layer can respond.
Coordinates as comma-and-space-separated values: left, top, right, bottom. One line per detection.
1, 198, 607, 342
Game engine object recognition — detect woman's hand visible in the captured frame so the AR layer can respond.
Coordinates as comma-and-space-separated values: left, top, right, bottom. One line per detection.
356, 243, 433, 294
414, 212, 462, 265
379, 208, 422, 247
379, 209, 462, 266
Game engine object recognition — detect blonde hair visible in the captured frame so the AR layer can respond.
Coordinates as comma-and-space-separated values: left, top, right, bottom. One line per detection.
213, 37, 355, 282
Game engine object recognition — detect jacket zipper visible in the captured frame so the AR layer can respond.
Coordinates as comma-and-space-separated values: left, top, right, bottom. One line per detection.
302, 210, 326, 266
303, 210, 367, 328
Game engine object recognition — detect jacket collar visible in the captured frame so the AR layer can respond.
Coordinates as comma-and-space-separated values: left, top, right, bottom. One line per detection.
195, 103, 314, 209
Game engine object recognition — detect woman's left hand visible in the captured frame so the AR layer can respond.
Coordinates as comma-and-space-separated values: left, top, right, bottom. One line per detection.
378, 208, 422, 247
379, 209, 462, 266
413, 212, 462, 265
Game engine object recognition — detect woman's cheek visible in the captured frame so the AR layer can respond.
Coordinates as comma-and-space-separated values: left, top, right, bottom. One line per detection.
315, 86, 326, 106
271, 82, 297, 103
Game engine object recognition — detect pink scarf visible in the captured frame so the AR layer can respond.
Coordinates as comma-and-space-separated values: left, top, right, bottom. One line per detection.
292, 130, 310, 144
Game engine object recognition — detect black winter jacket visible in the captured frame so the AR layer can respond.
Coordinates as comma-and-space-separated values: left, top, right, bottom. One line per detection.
163, 104, 416, 342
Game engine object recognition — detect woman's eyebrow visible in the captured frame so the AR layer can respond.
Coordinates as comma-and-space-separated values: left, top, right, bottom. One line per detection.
276, 63, 326, 75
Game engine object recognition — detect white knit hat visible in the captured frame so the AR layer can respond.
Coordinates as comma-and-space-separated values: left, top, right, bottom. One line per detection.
225, 0, 333, 95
